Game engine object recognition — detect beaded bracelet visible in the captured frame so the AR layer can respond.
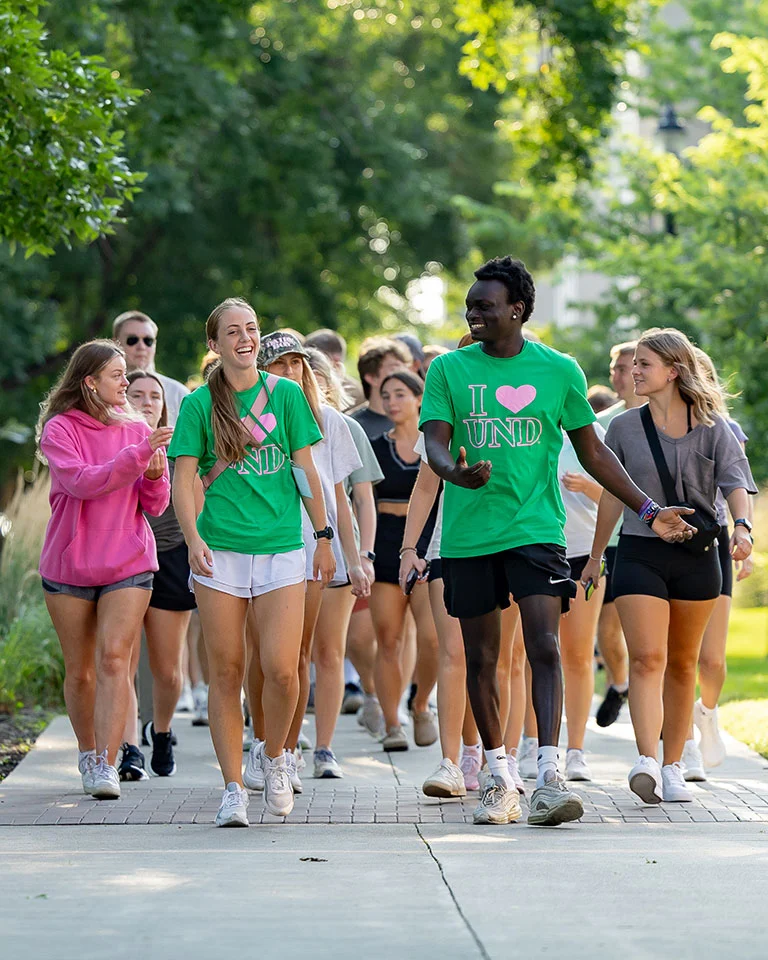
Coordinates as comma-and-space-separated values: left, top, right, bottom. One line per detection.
399, 546, 418, 559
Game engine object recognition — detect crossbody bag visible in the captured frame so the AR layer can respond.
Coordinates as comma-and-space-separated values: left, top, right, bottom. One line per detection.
640, 404, 720, 556
201, 373, 313, 498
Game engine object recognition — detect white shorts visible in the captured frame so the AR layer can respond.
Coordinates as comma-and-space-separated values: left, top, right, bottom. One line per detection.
190, 548, 306, 599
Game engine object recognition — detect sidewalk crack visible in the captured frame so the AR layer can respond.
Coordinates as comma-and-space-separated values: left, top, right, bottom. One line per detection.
414, 823, 491, 960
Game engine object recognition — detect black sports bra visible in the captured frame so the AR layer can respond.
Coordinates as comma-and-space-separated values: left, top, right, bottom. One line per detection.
371, 432, 420, 503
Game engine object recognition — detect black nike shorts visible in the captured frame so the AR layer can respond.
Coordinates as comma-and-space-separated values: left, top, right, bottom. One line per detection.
442, 544, 577, 620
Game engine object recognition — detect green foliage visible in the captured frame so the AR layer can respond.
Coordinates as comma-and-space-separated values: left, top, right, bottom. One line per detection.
557, 33, 768, 481
455, 0, 651, 179
0, 0, 143, 255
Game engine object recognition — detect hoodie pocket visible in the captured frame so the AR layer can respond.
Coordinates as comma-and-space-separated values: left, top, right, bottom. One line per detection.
60, 531, 148, 585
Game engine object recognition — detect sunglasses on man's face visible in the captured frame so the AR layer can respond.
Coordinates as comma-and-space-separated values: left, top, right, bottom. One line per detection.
125, 335, 155, 347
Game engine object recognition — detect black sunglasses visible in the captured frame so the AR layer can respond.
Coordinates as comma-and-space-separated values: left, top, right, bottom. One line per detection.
125, 335, 155, 347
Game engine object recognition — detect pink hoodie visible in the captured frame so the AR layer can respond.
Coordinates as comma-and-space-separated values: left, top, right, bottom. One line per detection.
39, 409, 170, 587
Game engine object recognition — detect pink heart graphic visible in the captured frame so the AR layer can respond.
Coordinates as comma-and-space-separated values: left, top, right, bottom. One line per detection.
250, 412, 277, 443
496, 384, 537, 414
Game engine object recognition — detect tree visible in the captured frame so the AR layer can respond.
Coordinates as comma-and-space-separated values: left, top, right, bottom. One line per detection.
0, 0, 143, 255
557, 34, 768, 480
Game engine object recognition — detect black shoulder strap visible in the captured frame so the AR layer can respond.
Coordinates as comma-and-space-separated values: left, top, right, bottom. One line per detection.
640, 405, 678, 507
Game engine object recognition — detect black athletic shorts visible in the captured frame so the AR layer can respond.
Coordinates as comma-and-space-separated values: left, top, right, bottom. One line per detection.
428, 558, 443, 583
442, 544, 576, 620
612, 534, 721, 603
150, 542, 197, 612
374, 513, 431, 586
717, 529, 733, 598
603, 545, 618, 605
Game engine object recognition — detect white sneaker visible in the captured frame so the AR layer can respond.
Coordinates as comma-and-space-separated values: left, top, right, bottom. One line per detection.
528, 771, 584, 826
662, 762, 694, 802
298, 729, 312, 751
243, 739, 265, 791
192, 682, 209, 727
506, 754, 525, 794
215, 782, 249, 827
90, 752, 121, 800
78, 750, 96, 795
423, 758, 467, 798
694, 699, 727, 768
518, 736, 538, 779
176, 682, 195, 713
628, 755, 663, 804
361, 694, 385, 739
285, 751, 303, 794
314, 748, 343, 779
682, 738, 707, 782
263, 752, 294, 817
565, 749, 592, 782
473, 775, 522, 824
295, 744, 307, 773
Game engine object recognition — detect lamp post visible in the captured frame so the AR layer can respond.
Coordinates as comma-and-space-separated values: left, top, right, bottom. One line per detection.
657, 104, 686, 235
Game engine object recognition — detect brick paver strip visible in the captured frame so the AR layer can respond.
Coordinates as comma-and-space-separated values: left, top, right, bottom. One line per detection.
1, 779, 768, 826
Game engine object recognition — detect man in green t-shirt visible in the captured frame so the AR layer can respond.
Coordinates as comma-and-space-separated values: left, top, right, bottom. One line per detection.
420, 256, 695, 827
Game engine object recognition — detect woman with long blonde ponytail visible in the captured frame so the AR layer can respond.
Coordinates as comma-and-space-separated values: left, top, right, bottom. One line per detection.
169, 299, 334, 827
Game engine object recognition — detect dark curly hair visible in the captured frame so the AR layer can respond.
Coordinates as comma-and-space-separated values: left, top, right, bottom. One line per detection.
474, 256, 535, 323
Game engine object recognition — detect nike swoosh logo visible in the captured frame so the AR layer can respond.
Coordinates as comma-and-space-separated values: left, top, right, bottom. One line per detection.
549, 577, 570, 584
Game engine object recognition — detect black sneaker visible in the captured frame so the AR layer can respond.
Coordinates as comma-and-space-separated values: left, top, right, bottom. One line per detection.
596, 685, 628, 728
118, 743, 148, 782
341, 683, 364, 715
142, 720, 177, 746
146, 722, 177, 777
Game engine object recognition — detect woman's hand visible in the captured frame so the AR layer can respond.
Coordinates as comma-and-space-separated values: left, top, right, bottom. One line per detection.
651, 506, 696, 542
360, 554, 376, 586
149, 426, 174, 451
348, 564, 371, 599
580, 557, 603, 600
188, 537, 214, 578
144, 448, 166, 481
736, 554, 754, 582
399, 550, 427, 595
562, 471, 601, 500
313, 540, 336, 585
730, 527, 753, 563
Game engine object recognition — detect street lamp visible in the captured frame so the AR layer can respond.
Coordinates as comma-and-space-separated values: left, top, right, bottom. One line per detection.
657, 104, 685, 235
657, 104, 685, 156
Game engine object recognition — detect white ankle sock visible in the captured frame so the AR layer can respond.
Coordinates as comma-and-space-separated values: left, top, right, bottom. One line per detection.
613, 681, 628, 693
462, 741, 482, 757
485, 745, 514, 789
536, 745, 559, 787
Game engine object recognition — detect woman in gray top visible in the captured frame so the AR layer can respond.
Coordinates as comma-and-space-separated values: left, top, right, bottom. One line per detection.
582, 329, 755, 806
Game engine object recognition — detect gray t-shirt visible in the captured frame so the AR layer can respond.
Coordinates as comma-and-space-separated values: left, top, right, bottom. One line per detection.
155, 372, 190, 427
606, 408, 757, 538
343, 413, 383, 550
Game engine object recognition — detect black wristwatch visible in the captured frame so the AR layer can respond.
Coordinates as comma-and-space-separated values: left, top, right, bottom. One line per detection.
734, 518, 752, 534
360, 550, 376, 563
313, 526, 335, 542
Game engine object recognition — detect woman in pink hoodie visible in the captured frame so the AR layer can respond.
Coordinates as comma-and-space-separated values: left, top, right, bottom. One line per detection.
38, 339, 172, 800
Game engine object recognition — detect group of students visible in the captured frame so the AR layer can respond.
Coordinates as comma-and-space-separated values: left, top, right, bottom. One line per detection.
36, 254, 756, 828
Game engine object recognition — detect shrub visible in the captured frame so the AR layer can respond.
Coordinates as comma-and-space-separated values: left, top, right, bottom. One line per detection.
0, 471, 63, 713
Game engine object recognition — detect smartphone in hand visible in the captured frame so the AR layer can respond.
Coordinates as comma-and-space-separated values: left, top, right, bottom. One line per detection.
405, 560, 431, 596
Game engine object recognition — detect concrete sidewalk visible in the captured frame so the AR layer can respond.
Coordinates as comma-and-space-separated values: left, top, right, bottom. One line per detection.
2, 705, 768, 959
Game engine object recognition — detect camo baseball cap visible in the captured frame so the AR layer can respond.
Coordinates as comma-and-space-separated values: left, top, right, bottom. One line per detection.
257, 331, 308, 369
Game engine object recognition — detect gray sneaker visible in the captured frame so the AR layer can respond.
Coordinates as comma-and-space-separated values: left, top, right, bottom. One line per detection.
263, 752, 294, 817
381, 725, 408, 752
361, 694, 385, 739
527, 771, 584, 826
215, 783, 249, 827
473, 775, 522, 825
411, 709, 439, 747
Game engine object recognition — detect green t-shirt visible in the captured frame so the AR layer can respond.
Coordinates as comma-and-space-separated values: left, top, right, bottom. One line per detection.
419, 340, 596, 558
169, 373, 322, 554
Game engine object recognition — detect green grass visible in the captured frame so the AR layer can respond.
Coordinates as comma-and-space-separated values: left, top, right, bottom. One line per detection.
720, 606, 768, 757
721, 606, 768, 703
